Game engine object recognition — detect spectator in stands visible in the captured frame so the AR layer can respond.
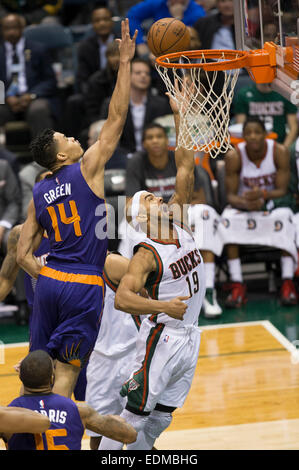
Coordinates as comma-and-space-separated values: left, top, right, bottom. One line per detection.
188, 25, 202, 49
234, 82, 298, 148
98, 58, 171, 157
0, 157, 26, 324
0, 146, 20, 179
223, 117, 298, 307
64, 5, 115, 139
0, 158, 21, 249
127, 0, 206, 58
86, 119, 128, 170
0, 14, 57, 138
76, 5, 116, 94
0, 0, 62, 25
193, 0, 234, 49
193, 0, 251, 92
125, 122, 205, 203
194, 0, 217, 14
60, 0, 100, 27
84, 40, 120, 129
18, 161, 46, 221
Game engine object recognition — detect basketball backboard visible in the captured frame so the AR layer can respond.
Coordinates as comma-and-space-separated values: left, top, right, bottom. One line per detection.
233, 0, 299, 103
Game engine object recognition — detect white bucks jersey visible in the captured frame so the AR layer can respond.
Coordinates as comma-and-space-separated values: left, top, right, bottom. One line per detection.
238, 139, 277, 196
135, 222, 205, 328
93, 274, 141, 357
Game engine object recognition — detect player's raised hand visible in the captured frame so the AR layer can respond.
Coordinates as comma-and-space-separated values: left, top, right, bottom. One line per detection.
116, 18, 138, 62
163, 295, 190, 320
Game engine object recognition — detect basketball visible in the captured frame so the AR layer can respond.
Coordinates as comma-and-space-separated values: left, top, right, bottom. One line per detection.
147, 18, 190, 57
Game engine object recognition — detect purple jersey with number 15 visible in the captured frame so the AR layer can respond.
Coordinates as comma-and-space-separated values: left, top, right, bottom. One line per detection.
32, 161, 107, 271
7, 393, 84, 450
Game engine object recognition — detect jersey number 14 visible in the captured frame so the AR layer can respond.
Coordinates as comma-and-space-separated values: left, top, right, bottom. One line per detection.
47, 200, 82, 241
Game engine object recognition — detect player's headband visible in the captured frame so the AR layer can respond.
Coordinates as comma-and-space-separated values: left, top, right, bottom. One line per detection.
131, 190, 147, 231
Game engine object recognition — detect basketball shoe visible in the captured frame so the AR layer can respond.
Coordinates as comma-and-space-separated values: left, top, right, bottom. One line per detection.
280, 279, 298, 306
224, 282, 247, 308
202, 288, 222, 318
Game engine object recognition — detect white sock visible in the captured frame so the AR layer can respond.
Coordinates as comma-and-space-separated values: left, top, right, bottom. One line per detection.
281, 256, 295, 280
204, 262, 215, 289
228, 258, 243, 283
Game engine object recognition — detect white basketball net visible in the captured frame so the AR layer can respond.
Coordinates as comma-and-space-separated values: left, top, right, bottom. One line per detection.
156, 52, 241, 158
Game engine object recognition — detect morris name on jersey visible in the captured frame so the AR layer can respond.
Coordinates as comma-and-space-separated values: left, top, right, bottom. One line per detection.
37, 408, 67, 424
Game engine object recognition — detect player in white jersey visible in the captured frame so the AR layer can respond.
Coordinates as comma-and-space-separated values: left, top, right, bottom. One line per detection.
223, 117, 297, 307
99, 84, 205, 451
85, 252, 142, 450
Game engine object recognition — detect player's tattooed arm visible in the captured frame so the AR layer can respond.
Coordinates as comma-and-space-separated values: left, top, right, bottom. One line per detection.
77, 402, 137, 444
0, 225, 22, 301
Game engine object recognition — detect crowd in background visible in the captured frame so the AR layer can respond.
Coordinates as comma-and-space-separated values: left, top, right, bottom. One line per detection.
0, 0, 299, 323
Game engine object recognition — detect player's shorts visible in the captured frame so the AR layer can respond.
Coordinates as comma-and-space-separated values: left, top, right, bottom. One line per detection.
85, 348, 136, 437
29, 263, 105, 369
120, 318, 201, 414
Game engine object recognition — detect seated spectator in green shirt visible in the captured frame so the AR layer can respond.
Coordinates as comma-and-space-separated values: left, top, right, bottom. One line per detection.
233, 82, 298, 148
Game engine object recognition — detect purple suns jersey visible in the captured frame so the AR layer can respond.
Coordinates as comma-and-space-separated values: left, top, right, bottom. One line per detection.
33, 162, 108, 271
24, 236, 50, 310
7, 393, 84, 450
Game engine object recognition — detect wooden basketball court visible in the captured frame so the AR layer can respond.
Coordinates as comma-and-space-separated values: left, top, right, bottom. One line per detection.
1, 320, 299, 450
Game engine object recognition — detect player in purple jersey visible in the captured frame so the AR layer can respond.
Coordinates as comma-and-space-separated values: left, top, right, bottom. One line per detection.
17, 19, 137, 398
0, 350, 137, 450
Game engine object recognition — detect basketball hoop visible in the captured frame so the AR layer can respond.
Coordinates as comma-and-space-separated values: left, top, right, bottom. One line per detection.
156, 49, 251, 158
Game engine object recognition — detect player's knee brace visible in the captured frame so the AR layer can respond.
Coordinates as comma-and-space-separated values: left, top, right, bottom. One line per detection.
144, 409, 173, 440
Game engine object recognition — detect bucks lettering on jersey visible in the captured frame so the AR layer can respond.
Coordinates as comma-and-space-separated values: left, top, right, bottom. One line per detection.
135, 222, 206, 327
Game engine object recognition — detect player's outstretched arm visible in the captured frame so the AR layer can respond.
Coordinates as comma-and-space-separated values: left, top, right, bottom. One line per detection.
17, 200, 44, 279
0, 406, 50, 435
115, 248, 188, 319
82, 19, 137, 178
166, 81, 195, 219
77, 403, 137, 444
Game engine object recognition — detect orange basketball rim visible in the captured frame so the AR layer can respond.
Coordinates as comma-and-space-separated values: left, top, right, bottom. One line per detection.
155, 41, 289, 83
154, 42, 295, 158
